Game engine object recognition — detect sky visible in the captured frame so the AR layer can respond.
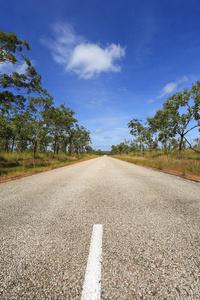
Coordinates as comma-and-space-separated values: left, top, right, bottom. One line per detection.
1, 0, 200, 150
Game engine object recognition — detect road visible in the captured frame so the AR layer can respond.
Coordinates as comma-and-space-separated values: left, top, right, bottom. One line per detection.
0, 156, 200, 299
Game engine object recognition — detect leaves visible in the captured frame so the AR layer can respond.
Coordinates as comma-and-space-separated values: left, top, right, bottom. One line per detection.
0, 30, 92, 155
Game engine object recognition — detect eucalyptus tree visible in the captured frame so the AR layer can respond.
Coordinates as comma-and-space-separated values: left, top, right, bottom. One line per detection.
85, 145, 93, 154
28, 91, 53, 156
11, 107, 32, 152
72, 124, 91, 154
110, 143, 130, 155
0, 30, 53, 153
49, 104, 77, 154
0, 114, 12, 151
147, 81, 200, 152
0, 30, 43, 114
128, 119, 155, 152
37, 126, 52, 153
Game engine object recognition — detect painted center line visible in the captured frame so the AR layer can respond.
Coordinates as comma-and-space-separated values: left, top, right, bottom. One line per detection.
81, 224, 103, 300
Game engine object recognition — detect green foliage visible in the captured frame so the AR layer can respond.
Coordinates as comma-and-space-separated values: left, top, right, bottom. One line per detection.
0, 30, 42, 113
147, 82, 200, 152
0, 152, 96, 178
0, 30, 93, 156
110, 142, 130, 155
128, 119, 157, 153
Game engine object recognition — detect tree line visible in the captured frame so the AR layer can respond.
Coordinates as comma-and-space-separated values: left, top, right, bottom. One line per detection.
0, 30, 92, 156
111, 81, 200, 154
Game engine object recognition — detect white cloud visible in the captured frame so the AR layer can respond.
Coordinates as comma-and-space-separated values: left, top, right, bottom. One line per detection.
104, 136, 112, 140
41, 22, 125, 79
67, 43, 124, 79
158, 76, 189, 98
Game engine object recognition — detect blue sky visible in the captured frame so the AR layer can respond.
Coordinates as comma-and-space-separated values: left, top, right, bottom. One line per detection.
1, 0, 200, 150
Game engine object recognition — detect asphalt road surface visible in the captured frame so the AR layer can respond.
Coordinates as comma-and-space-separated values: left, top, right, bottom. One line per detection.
0, 156, 200, 299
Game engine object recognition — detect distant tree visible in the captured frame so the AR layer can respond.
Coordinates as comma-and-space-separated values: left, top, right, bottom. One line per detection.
85, 145, 93, 154
128, 119, 156, 152
49, 104, 77, 154
72, 124, 91, 154
193, 138, 200, 149
96, 149, 102, 155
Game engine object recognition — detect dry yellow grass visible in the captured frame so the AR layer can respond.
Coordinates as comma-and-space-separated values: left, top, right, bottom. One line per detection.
112, 150, 200, 182
0, 153, 98, 182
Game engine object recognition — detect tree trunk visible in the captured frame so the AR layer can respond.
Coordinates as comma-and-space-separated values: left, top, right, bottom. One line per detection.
11, 137, 15, 152
56, 137, 60, 154
33, 139, 37, 158
179, 134, 184, 152
5, 140, 9, 152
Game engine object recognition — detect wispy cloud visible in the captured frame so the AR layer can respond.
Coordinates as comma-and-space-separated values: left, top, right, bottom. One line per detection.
158, 76, 188, 98
147, 99, 155, 103
94, 129, 102, 133
41, 22, 125, 79
85, 98, 107, 109
117, 87, 128, 93
94, 129, 108, 133
0, 62, 28, 75
85, 115, 133, 126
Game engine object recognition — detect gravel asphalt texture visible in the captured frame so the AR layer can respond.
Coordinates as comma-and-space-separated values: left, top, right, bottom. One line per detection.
0, 156, 200, 299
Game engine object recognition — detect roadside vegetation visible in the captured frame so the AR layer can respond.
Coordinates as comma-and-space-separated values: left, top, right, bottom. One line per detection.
110, 80, 200, 181
112, 150, 200, 181
0, 30, 99, 182
0, 31, 93, 157
0, 152, 98, 182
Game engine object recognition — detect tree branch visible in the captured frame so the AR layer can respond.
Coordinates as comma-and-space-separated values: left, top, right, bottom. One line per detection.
184, 124, 199, 136
183, 136, 200, 153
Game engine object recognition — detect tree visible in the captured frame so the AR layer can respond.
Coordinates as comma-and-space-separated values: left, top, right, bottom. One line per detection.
128, 119, 145, 152
147, 81, 200, 152
0, 30, 43, 114
72, 125, 91, 155
11, 108, 32, 152
128, 119, 156, 153
28, 91, 53, 156
85, 145, 93, 154
49, 104, 77, 154
0, 114, 12, 152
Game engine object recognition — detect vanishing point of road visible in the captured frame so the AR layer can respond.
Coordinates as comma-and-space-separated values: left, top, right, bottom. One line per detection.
0, 156, 200, 299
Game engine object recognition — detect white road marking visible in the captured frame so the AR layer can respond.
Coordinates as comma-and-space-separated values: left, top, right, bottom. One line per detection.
81, 224, 103, 300
103, 163, 105, 167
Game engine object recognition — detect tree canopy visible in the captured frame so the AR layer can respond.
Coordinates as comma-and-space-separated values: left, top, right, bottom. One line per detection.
0, 30, 43, 114
147, 82, 200, 151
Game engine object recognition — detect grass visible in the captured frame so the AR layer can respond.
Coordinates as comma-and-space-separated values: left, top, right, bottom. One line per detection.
112, 150, 200, 182
0, 152, 97, 182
